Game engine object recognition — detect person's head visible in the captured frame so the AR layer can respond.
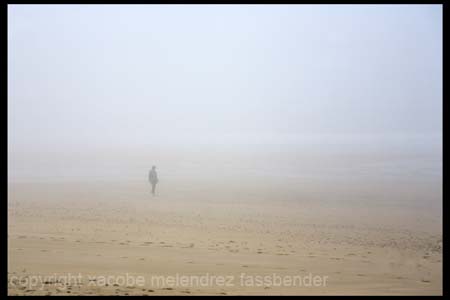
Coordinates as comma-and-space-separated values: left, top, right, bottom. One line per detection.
152, 166, 156, 170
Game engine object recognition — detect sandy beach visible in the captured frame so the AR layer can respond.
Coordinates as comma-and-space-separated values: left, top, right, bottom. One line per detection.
8, 174, 442, 295
8, 5, 442, 295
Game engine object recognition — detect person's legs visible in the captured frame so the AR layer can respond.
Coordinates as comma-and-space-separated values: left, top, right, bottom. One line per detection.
151, 183, 156, 195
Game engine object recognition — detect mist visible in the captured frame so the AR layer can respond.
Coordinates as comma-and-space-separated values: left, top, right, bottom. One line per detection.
8, 5, 442, 184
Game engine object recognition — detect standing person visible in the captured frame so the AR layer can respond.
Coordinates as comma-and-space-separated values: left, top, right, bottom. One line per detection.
149, 166, 158, 196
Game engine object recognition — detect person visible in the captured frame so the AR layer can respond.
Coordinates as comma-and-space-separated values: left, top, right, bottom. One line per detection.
149, 166, 158, 196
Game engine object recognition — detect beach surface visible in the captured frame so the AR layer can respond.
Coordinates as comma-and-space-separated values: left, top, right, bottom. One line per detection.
8, 173, 442, 295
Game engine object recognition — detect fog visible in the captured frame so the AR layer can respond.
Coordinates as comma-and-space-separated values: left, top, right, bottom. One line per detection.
8, 5, 442, 186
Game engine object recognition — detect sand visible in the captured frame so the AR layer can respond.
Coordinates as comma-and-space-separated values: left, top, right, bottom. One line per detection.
7, 177, 442, 296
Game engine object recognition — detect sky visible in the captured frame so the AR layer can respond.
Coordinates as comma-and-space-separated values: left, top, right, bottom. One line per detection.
8, 5, 442, 154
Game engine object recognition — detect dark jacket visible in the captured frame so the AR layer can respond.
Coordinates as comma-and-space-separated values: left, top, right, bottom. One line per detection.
149, 170, 158, 184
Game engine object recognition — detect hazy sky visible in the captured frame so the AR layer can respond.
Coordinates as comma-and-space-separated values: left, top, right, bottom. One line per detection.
8, 5, 442, 152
